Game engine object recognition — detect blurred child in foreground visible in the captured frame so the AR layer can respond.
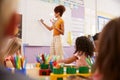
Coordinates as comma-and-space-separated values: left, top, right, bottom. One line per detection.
93, 17, 120, 80
0, 0, 32, 80
2, 37, 22, 68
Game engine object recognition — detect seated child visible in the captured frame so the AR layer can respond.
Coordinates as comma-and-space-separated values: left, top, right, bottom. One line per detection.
92, 17, 120, 80
1, 37, 22, 68
58, 36, 94, 67
93, 33, 100, 54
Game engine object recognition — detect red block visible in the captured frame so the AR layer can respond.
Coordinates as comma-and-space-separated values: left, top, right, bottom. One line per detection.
39, 69, 51, 75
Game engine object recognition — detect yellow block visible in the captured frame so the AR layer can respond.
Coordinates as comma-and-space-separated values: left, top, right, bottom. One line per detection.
36, 63, 40, 68
67, 32, 72, 45
50, 73, 92, 80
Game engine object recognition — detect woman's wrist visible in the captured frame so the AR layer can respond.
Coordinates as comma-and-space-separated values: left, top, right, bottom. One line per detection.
42, 22, 45, 25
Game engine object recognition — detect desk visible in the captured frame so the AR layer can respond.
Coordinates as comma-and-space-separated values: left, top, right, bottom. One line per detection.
26, 68, 49, 80
26, 68, 91, 80
50, 73, 91, 80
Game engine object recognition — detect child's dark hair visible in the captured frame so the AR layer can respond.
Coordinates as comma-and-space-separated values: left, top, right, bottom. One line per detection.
74, 36, 94, 57
93, 33, 100, 41
54, 5, 66, 17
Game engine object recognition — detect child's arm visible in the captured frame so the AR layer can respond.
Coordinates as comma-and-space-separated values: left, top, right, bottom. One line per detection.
58, 56, 77, 64
40, 19, 53, 31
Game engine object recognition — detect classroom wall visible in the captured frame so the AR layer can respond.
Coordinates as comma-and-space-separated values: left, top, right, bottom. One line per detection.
18, 0, 27, 43
97, 0, 120, 17
18, 0, 120, 39
18, 0, 120, 63
24, 46, 75, 63
84, 0, 120, 35
84, 0, 97, 35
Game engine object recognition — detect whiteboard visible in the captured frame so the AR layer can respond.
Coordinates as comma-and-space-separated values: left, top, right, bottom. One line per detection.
24, 0, 72, 46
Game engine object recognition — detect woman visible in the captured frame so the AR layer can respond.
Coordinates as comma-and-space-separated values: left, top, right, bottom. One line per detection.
40, 5, 66, 59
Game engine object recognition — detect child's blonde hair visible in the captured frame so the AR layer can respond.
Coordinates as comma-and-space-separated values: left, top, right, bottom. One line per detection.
2, 37, 21, 59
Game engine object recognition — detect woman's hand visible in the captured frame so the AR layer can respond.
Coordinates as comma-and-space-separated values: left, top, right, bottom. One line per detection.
50, 19, 55, 26
40, 19, 44, 24
39, 19, 53, 31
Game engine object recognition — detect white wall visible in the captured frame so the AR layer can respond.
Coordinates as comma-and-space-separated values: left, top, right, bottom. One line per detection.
84, 0, 97, 35
18, 0, 120, 42
84, 0, 120, 35
84, 0, 96, 9
97, 0, 120, 17
18, 0, 73, 46
17, 0, 27, 43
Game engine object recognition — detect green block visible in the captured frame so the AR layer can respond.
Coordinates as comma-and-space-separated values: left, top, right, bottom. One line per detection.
79, 66, 89, 74
66, 67, 76, 74
53, 67, 64, 74
57, 78, 63, 80
40, 64, 49, 69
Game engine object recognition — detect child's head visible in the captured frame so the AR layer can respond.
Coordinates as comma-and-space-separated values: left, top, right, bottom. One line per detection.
95, 17, 120, 80
0, 0, 18, 45
93, 33, 100, 52
93, 33, 99, 41
54, 5, 66, 18
74, 36, 94, 57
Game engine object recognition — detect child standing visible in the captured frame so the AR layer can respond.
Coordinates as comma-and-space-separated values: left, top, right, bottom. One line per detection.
58, 36, 94, 67
40, 5, 66, 59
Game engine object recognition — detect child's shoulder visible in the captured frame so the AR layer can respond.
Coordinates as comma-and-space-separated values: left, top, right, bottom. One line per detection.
74, 52, 84, 59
